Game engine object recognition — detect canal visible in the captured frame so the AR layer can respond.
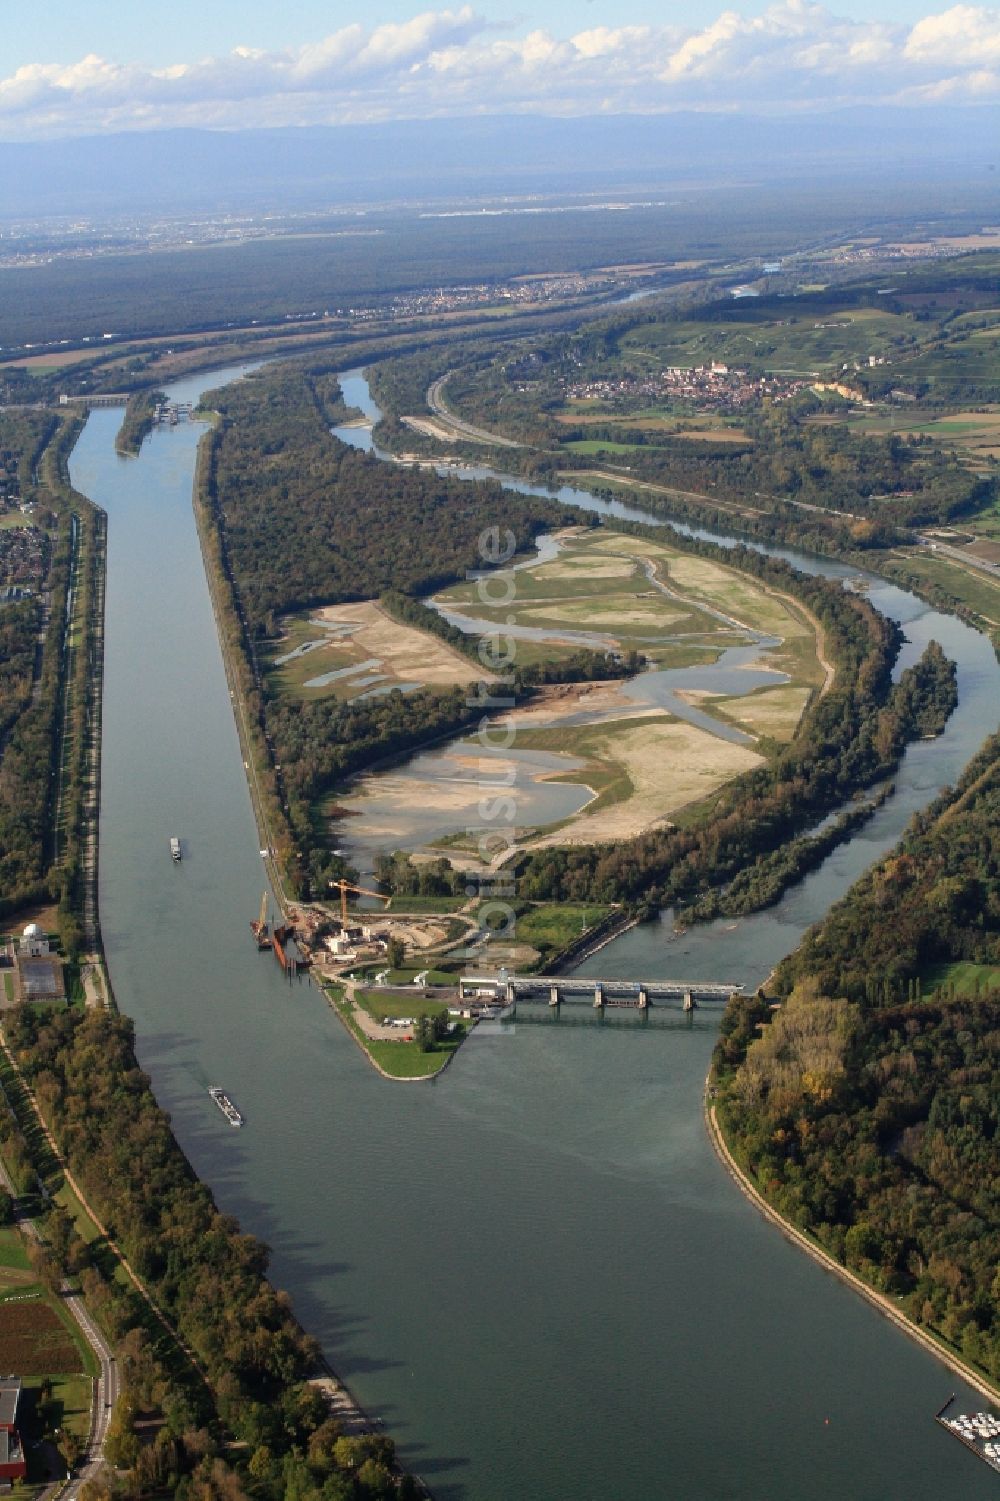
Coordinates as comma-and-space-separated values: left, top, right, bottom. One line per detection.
68, 365, 1000, 1500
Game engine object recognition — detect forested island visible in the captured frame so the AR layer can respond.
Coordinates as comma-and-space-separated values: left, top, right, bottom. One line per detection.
4, 226, 1000, 1498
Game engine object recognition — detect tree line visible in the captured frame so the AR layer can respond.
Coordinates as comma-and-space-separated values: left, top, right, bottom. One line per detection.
713, 728, 1000, 1385
4, 1004, 423, 1500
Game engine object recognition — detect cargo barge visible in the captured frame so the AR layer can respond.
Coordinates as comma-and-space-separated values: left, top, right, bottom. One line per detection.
935, 1395, 1000, 1473
272, 923, 311, 979
208, 1087, 243, 1127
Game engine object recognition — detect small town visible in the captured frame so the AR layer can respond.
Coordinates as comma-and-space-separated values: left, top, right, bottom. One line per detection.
563, 363, 809, 411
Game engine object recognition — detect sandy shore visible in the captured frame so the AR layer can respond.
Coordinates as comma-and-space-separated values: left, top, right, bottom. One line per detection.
314, 598, 489, 689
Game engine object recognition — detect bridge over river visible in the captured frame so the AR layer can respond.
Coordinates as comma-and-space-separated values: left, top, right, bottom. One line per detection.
459, 973, 743, 1012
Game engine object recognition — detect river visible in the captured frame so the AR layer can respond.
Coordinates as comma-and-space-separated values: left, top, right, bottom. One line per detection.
68, 365, 1000, 1500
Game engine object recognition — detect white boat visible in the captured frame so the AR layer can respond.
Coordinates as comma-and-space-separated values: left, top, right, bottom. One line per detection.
169, 837, 182, 861
208, 1087, 243, 1127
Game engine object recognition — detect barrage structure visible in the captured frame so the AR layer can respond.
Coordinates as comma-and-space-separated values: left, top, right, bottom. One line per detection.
458, 973, 743, 1013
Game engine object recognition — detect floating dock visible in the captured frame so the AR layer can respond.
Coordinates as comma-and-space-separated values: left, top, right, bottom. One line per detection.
935, 1395, 1000, 1473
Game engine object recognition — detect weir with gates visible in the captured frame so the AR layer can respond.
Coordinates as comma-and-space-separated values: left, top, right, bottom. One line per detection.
459, 973, 744, 1013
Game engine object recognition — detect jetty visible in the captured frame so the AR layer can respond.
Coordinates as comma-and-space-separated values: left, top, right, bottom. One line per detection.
935, 1395, 1000, 1473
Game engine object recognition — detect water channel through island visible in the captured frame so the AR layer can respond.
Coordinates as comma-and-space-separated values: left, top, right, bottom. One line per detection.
68, 364, 1000, 1501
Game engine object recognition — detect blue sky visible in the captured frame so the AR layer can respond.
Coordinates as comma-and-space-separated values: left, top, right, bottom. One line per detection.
1, 2, 996, 139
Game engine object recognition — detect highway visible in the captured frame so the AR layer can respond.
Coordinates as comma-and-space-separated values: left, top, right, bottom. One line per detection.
425, 373, 524, 448
916, 534, 1000, 580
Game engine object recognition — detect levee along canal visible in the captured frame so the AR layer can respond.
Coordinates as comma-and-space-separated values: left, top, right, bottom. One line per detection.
67, 362, 1000, 1501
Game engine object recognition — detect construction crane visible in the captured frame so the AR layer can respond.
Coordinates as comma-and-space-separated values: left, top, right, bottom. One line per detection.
329, 878, 390, 926
250, 891, 271, 949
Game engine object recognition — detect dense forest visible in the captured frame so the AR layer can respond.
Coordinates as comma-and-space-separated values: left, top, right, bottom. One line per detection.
714, 730, 1000, 1384
203, 366, 570, 631
4, 1005, 421, 1499
0, 414, 69, 916
0, 191, 849, 348
0, 409, 101, 959
115, 389, 165, 457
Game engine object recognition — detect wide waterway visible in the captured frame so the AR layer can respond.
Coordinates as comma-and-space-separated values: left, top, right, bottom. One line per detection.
69, 365, 1000, 1500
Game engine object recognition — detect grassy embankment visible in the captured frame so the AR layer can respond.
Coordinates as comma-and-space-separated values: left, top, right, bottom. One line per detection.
322, 981, 463, 1081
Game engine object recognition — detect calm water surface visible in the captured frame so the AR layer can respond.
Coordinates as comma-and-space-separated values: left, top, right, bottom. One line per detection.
67, 366, 1000, 1500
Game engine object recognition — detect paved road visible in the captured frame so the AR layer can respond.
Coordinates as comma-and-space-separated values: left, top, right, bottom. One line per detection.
61, 1290, 117, 1501
425, 374, 524, 449
916, 534, 1000, 582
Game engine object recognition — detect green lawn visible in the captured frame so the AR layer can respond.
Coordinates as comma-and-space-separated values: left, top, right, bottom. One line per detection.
363, 1036, 464, 1078
896, 551, 1000, 625
386, 894, 467, 913
515, 903, 613, 961
354, 987, 451, 1022
44, 1373, 93, 1441
325, 984, 463, 1079
923, 960, 1000, 999
0, 1226, 31, 1271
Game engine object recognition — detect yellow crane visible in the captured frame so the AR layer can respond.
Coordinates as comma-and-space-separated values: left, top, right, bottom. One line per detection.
330, 878, 390, 926
251, 891, 271, 949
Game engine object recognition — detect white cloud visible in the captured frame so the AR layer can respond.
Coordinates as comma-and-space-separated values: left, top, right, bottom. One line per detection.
905, 4, 1000, 65
0, 3, 998, 138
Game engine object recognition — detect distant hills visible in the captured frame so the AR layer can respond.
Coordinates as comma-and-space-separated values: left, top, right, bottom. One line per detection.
1, 107, 998, 218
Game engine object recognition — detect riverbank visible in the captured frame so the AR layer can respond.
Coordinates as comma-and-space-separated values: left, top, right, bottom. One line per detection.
706, 1098, 1000, 1409
66, 364, 1000, 1501
321, 978, 465, 1083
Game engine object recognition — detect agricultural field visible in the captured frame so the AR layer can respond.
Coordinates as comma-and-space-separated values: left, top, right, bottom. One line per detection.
556, 406, 750, 440
0, 1297, 85, 1376
837, 406, 1000, 460
618, 306, 917, 379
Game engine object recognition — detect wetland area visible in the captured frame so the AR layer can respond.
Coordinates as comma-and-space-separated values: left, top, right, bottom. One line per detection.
326, 525, 821, 873
65, 363, 1000, 1500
